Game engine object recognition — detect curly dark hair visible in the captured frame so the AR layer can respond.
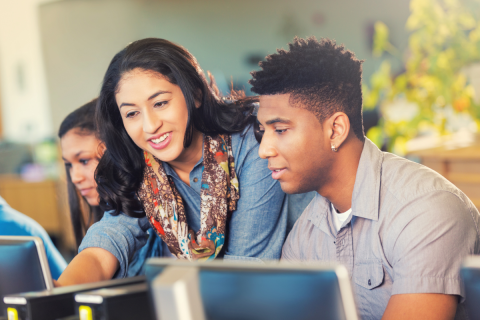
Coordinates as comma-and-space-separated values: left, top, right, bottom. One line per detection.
249, 36, 365, 141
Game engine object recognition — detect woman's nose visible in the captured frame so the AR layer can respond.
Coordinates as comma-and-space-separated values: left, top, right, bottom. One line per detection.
70, 166, 84, 184
143, 109, 162, 134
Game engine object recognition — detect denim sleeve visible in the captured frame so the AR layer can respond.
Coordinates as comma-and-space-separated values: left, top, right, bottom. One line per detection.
225, 128, 288, 261
79, 211, 148, 278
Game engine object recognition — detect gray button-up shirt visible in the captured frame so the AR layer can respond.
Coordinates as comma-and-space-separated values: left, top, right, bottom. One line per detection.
282, 138, 480, 320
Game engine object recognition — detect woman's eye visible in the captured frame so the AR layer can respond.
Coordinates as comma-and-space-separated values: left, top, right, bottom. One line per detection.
126, 111, 138, 118
275, 128, 287, 133
79, 159, 90, 165
154, 101, 168, 108
64, 162, 72, 169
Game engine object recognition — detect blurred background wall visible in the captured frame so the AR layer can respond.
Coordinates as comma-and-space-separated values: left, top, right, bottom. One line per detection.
39, 0, 410, 135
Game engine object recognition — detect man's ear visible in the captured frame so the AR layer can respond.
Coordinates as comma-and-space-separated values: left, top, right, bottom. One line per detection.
326, 112, 350, 151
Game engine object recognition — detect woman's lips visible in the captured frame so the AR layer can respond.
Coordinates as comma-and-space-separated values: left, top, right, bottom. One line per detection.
148, 132, 172, 150
80, 187, 94, 196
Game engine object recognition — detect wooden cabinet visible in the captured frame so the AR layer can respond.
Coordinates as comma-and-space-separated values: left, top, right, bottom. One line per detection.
0, 174, 75, 250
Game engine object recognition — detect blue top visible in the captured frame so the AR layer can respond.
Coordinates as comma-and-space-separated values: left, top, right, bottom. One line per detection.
0, 196, 67, 280
80, 126, 290, 278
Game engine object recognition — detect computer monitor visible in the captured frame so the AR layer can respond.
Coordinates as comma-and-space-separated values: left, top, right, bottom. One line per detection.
0, 236, 53, 315
146, 258, 358, 320
461, 255, 480, 319
150, 265, 205, 320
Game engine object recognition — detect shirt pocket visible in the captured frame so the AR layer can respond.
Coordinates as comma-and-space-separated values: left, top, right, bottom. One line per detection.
354, 260, 384, 290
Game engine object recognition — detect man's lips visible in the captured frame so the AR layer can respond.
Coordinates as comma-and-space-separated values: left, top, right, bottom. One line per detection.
269, 167, 287, 180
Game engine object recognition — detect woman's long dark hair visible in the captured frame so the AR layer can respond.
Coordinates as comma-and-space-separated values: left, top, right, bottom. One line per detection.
58, 99, 104, 249
96, 38, 257, 218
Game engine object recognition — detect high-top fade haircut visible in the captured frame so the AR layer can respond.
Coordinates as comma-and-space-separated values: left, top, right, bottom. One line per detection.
250, 36, 365, 141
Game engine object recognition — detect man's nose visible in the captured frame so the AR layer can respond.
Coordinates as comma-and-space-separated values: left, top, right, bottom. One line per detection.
258, 133, 277, 159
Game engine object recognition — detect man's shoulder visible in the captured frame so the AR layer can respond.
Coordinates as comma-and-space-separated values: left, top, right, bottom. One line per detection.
381, 152, 464, 203
378, 152, 479, 233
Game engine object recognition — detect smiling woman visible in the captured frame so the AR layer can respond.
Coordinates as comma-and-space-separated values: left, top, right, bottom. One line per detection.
55, 38, 289, 286
116, 69, 201, 178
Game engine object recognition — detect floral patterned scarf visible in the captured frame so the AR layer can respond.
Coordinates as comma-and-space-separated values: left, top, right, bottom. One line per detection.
137, 134, 239, 261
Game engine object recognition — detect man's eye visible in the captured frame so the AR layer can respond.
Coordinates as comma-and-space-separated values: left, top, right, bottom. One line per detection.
126, 111, 138, 118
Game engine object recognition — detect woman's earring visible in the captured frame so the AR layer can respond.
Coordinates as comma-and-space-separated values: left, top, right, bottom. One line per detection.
331, 144, 338, 152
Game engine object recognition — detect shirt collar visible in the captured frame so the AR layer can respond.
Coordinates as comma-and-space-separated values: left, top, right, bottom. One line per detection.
350, 138, 383, 221
307, 193, 334, 236
162, 150, 205, 178
307, 138, 383, 227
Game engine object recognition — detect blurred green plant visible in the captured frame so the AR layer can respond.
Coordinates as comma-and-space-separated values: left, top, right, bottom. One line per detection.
364, 0, 480, 154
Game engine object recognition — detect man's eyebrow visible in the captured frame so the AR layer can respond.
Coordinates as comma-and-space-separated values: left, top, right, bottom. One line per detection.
265, 118, 291, 125
119, 90, 171, 108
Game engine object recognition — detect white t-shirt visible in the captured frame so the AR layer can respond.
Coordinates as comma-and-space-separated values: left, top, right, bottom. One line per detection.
331, 203, 352, 231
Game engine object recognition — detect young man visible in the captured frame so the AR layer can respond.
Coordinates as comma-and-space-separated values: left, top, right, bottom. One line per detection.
250, 37, 479, 320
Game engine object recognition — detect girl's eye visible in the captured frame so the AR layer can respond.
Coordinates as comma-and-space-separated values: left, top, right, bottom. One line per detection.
126, 111, 138, 118
79, 159, 90, 165
154, 101, 168, 108
275, 129, 287, 133
64, 162, 72, 169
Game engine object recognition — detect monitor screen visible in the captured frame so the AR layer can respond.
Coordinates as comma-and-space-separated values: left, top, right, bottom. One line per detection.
199, 269, 345, 320
461, 256, 480, 320
0, 237, 51, 314
146, 259, 355, 320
